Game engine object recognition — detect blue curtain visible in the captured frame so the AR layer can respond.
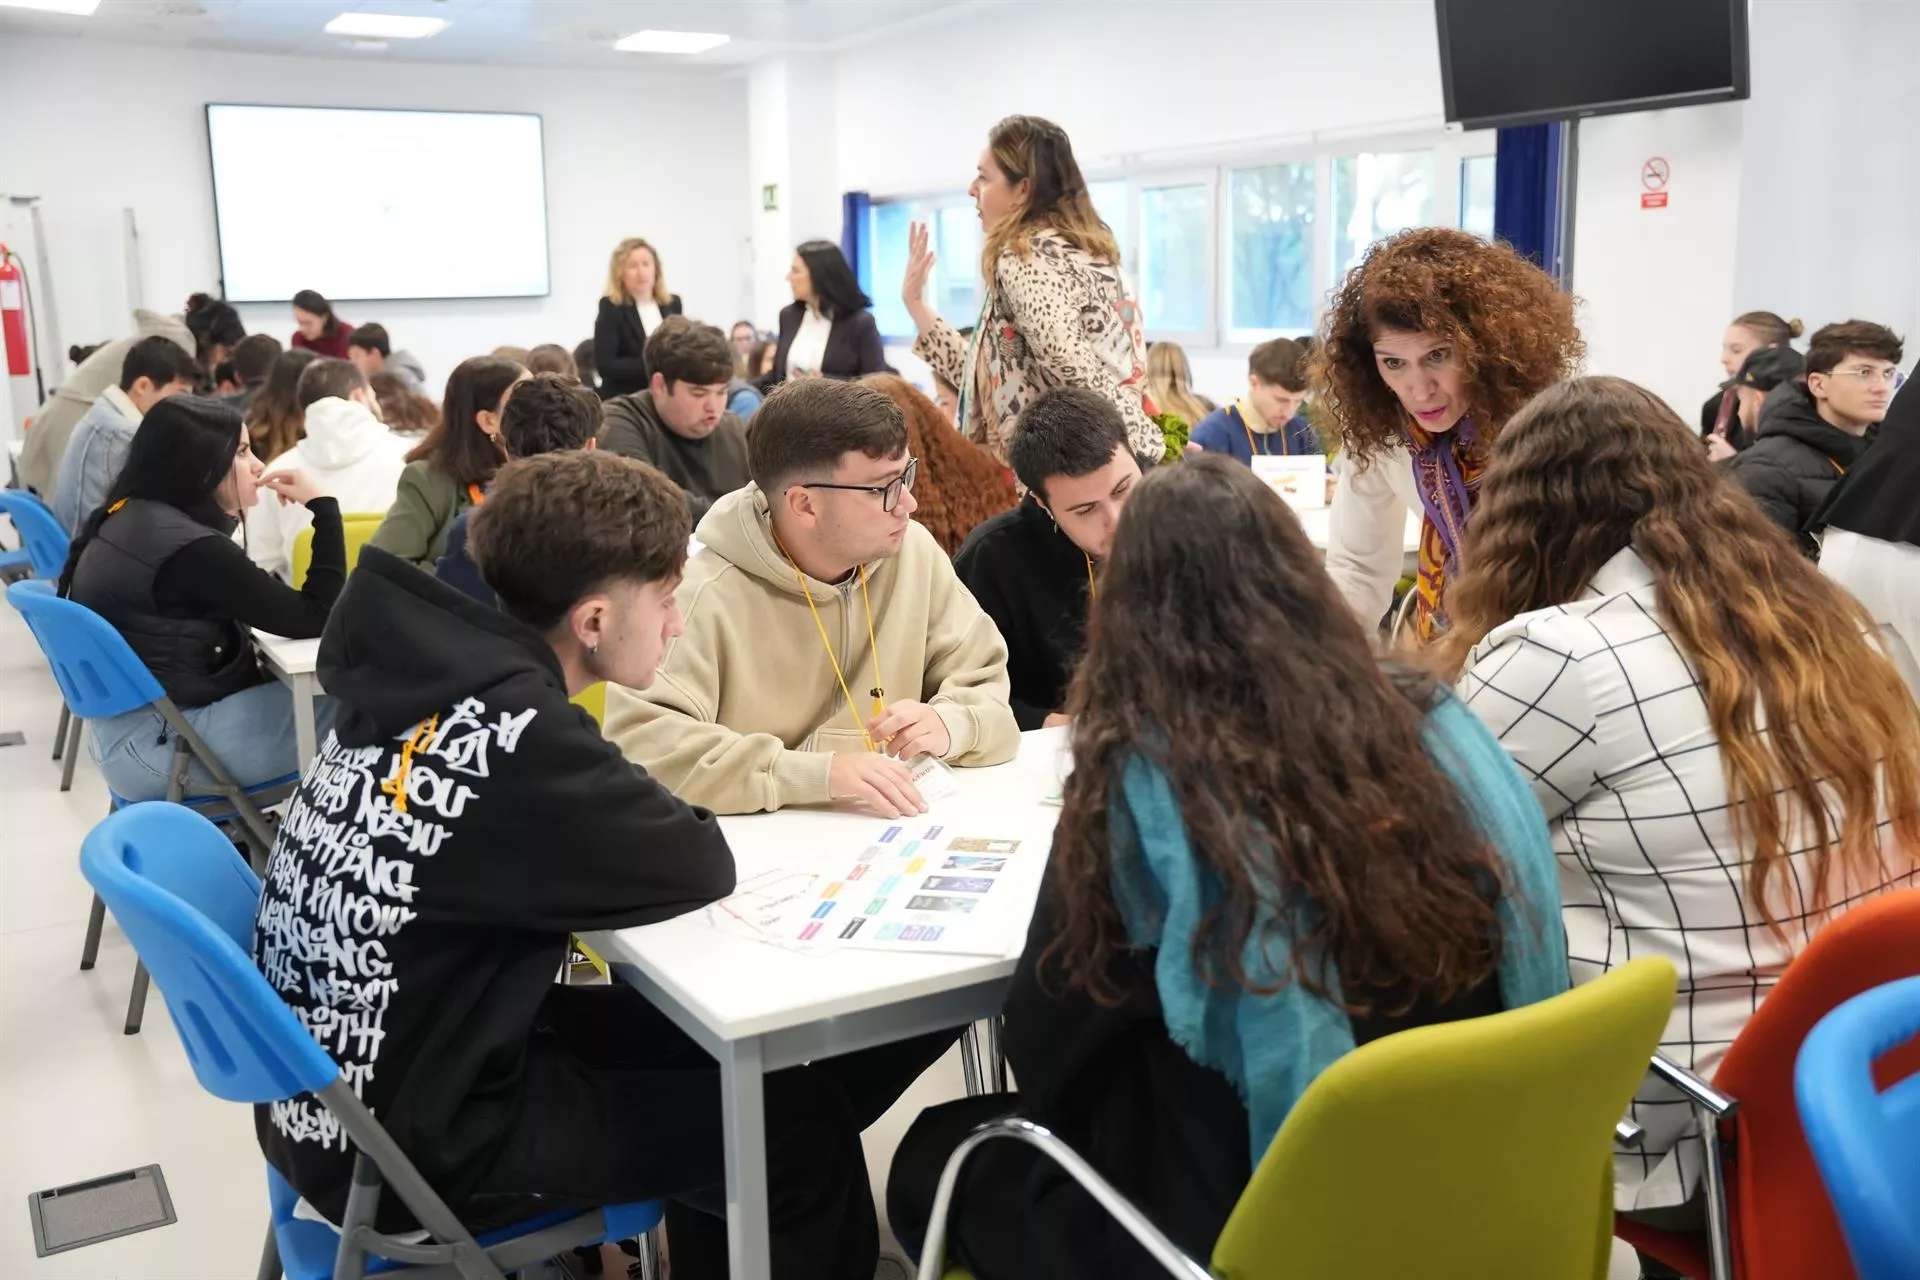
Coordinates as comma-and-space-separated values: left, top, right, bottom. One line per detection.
841, 191, 873, 296
1493, 124, 1553, 269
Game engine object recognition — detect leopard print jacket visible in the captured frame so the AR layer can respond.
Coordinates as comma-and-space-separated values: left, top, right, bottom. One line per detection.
914, 229, 1163, 465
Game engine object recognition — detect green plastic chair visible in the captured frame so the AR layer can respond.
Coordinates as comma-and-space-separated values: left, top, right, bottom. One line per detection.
921, 955, 1678, 1279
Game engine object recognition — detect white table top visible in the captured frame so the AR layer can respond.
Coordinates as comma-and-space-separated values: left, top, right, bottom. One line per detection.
585, 727, 1069, 1042
253, 630, 321, 676
1294, 504, 1423, 555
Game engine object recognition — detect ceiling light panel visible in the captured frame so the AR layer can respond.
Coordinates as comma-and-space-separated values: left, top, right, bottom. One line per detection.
324, 11, 448, 39
613, 29, 729, 54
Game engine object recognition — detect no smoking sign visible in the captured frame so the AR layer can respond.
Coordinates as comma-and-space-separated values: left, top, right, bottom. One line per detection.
1641, 157, 1670, 209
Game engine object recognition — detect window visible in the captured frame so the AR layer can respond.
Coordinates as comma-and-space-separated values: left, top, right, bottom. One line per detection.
1224, 161, 1316, 341
1461, 155, 1496, 242
866, 130, 1493, 355
1089, 179, 1129, 267
1332, 150, 1435, 279
1137, 181, 1211, 337
867, 197, 982, 339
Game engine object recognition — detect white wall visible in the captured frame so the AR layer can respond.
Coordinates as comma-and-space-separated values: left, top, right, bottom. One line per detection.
0, 35, 751, 403
832, 0, 1449, 195
748, 55, 842, 327
1572, 103, 1745, 421
1734, 0, 1920, 350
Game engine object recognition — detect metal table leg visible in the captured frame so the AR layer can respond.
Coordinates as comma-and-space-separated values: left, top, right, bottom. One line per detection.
720, 1036, 772, 1280
290, 671, 317, 773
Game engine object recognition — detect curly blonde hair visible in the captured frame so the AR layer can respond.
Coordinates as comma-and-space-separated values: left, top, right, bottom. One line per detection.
1315, 228, 1583, 462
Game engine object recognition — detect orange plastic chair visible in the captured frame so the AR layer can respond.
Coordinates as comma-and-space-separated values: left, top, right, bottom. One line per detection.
1617, 888, 1920, 1280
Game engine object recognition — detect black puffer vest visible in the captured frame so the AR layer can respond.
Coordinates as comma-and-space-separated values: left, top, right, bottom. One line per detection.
68, 499, 263, 709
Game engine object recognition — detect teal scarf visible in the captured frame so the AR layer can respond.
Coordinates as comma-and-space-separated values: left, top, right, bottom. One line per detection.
1109, 691, 1567, 1165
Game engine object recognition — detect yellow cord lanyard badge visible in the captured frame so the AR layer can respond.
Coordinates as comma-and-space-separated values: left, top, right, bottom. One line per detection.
777, 537, 886, 753
1085, 552, 1097, 601
381, 713, 440, 815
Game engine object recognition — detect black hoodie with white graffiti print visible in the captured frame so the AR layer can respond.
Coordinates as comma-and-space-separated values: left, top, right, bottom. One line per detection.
252, 547, 735, 1228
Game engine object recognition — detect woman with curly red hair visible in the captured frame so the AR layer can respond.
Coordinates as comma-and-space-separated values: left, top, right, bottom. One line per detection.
1316, 228, 1583, 639
860, 373, 1016, 554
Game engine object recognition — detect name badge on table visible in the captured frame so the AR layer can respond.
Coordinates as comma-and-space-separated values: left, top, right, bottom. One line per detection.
1251, 455, 1328, 510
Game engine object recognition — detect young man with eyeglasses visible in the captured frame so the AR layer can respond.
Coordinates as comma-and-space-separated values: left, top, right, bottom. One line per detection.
607, 377, 1020, 816
955, 387, 1141, 731
1730, 319, 1904, 556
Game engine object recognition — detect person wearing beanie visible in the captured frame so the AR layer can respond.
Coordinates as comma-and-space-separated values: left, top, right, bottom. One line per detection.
60, 395, 341, 801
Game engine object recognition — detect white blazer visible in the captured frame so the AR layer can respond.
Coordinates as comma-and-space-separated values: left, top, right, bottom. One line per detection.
1821, 529, 1920, 701
1323, 446, 1421, 626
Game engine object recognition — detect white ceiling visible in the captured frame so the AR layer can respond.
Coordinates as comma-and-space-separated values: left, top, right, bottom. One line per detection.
0, 0, 974, 70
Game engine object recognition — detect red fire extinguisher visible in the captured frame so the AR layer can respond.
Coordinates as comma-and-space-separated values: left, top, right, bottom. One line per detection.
0, 245, 29, 377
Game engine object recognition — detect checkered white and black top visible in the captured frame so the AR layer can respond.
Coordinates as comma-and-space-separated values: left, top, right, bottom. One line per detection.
1458, 548, 1917, 1211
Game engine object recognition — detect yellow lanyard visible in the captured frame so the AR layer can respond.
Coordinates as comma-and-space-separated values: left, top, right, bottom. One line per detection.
777, 537, 886, 752
381, 713, 439, 815
1085, 552, 1097, 600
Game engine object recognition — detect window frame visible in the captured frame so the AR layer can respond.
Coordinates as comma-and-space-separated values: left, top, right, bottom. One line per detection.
866, 125, 1495, 359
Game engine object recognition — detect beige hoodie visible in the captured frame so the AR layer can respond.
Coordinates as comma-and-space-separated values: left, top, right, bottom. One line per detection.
605, 485, 1020, 814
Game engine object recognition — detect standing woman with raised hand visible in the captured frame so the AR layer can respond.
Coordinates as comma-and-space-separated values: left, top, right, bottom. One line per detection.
594, 237, 684, 399
904, 115, 1162, 465
368, 354, 527, 568
1316, 228, 1583, 639
772, 240, 890, 383
289, 289, 354, 360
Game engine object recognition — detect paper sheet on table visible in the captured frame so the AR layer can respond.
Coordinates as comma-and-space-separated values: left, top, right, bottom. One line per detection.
702, 822, 1042, 957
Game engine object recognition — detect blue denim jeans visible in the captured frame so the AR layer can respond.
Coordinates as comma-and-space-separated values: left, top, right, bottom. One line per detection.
87, 680, 337, 802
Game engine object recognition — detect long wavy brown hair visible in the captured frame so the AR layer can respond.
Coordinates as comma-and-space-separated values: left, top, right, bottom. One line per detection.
245, 348, 319, 462
1436, 377, 1920, 932
979, 115, 1121, 280
861, 374, 1015, 555
1050, 455, 1511, 1012
1316, 228, 1583, 463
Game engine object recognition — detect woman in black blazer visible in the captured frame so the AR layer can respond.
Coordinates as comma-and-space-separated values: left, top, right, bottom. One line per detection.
594, 237, 685, 398
772, 240, 891, 383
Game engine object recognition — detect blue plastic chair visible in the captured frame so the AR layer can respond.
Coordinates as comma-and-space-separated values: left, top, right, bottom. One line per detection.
0, 496, 82, 770
6, 580, 297, 1033
0, 488, 72, 579
1795, 975, 1920, 1280
80, 803, 665, 1280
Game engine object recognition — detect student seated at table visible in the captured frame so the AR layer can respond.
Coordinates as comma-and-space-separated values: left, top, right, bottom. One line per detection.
244, 357, 413, 581
606, 377, 1021, 816
595, 316, 750, 521
1440, 377, 1920, 1251
886, 455, 1567, 1279
954, 387, 1140, 729
51, 333, 201, 532
436, 371, 603, 605
367, 354, 527, 568
1188, 336, 1320, 464
60, 395, 341, 800
254, 450, 958, 1280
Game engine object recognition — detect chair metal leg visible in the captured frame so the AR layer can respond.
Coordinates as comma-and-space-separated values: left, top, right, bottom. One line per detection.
58, 714, 81, 791
986, 1015, 1008, 1092
80, 894, 107, 970
959, 1022, 984, 1097
52, 703, 69, 760
124, 960, 150, 1035
256, 1221, 282, 1280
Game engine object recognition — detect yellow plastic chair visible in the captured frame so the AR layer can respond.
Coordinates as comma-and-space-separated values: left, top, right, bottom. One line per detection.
290, 513, 385, 588
920, 955, 1678, 1280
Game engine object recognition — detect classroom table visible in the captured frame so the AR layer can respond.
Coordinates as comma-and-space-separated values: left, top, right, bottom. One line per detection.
251, 630, 323, 771
582, 726, 1069, 1280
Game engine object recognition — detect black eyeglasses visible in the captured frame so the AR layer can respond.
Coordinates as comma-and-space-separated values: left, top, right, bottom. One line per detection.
796, 457, 919, 512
